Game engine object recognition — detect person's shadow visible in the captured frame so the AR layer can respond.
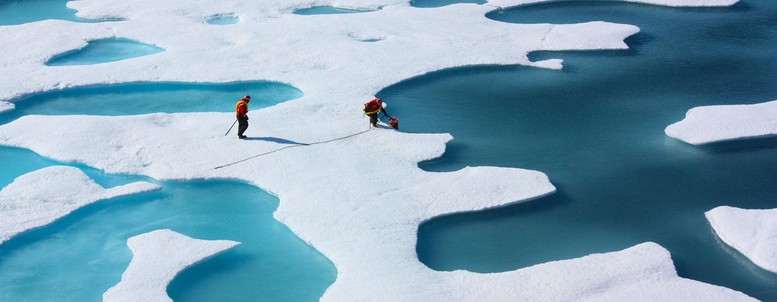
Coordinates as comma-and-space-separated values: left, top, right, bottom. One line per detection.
244, 137, 308, 145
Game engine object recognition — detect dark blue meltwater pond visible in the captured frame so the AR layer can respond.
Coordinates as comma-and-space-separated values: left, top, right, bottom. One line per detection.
378, 1, 777, 300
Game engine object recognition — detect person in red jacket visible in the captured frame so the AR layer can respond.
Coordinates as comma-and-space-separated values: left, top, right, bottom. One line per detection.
363, 98, 387, 128
235, 95, 250, 139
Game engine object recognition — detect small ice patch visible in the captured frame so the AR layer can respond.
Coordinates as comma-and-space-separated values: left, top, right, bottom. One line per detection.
0, 166, 159, 244
665, 100, 777, 145
0, 101, 14, 114
706, 206, 777, 274
104, 229, 240, 302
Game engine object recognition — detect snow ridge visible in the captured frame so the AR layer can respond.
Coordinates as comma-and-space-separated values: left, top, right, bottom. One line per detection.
706, 206, 777, 274
666, 100, 777, 145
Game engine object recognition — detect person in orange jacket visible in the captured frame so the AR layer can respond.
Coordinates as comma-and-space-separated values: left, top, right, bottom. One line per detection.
363, 98, 387, 128
235, 95, 251, 139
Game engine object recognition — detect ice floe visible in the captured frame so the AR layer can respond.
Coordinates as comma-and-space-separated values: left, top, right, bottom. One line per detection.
0, 101, 13, 114
706, 206, 777, 274
103, 229, 240, 302
0, 0, 756, 300
0, 166, 159, 244
666, 100, 777, 145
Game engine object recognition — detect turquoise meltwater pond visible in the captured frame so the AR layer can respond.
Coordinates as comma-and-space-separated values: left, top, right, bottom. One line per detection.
45, 38, 164, 66
0, 171, 337, 302
0, 0, 121, 25
0, 81, 302, 124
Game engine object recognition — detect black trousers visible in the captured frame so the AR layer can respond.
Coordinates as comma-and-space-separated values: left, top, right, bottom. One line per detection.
237, 115, 249, 137
367, 113, 378, 126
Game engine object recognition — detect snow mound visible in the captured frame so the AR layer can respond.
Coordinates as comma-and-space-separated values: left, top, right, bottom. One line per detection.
0, 101, 13, 113
103, 229, 240, 302
706, 206, 777, 274
665, 100, 777, 145
0, 166, 160, 244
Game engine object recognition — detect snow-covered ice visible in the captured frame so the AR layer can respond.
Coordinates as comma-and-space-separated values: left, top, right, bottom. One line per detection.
0, 0, 757, 300
0, 101, 13, 114
614, 0, 738, 7
665, 99, 777, 145
706, 206, 777, 274
0, 166, 159, 244
103, 229, 240, 302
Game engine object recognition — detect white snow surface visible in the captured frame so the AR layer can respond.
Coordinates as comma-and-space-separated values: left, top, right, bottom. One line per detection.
706, 206, 777, 274
0, 101, 13, 114
103, 229, 240, 302
0, 166, 159, 244
0, 0, 754, 301
666, 99, 777, 145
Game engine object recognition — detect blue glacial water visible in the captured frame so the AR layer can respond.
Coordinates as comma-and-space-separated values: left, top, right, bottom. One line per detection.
0, 81, 302, 124
0, 171, 336, 301
45, 38, 164, 66
0, 0, 121, 25
0, 80, 333, 299
378, 1, 777, 300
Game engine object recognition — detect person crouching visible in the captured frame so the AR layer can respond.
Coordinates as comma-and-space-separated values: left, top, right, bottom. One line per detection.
363, 98, 387, 128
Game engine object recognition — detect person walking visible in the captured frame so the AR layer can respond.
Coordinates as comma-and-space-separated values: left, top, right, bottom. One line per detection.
363, 98, 387, 128
235, 95, 251, 139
